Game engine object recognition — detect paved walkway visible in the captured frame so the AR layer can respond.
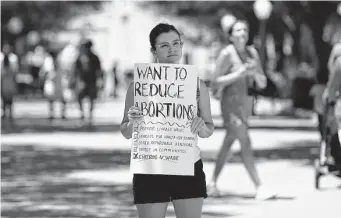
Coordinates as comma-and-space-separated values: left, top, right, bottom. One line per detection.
2, 96, 341, 218
2, 127, 341, 218
2, 96, 318, 130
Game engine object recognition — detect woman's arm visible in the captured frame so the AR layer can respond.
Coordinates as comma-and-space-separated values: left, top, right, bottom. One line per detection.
327, 43, 341, 72
215, 65, 248, 86
213, 47, 249, 87
120, 82, 134, 139
325, 57, 341, 102
198, 81, 214, 138
248, 46, 267, 89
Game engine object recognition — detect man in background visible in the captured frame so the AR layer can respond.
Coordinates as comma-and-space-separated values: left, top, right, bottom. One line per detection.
72, 39, 103, 124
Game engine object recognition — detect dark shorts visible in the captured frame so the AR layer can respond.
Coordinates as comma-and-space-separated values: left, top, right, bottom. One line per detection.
132, 160, 207, 204
77, 85, 97, 100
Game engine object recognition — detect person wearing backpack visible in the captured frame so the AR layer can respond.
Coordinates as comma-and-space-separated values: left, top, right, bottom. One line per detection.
209, 19, 277, 200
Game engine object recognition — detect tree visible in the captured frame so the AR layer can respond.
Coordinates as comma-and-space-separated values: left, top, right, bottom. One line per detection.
1, 1, 103, 45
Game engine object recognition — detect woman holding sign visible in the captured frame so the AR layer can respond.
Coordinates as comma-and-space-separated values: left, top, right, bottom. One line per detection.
210, 19, 277, 200
121, 23, 214, 218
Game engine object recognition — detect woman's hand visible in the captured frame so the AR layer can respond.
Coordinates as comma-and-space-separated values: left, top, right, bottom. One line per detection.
128, 106, 144, 123
243, 59, 258, 78
190, 117, 205, 134
245, 58, 267, 89
245, 58, 258, 72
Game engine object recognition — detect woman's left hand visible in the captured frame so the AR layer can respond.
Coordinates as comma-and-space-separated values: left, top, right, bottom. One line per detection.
190, 117, 205, 134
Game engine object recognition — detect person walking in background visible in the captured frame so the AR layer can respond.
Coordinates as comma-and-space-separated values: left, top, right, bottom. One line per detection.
111, 61, 120, 98
120, 23, 214, 218
311, 40, 341, 143
72, 39, 103, 124
209, 19, 276, 200
26, 45, 48, 94
43, 50, 70, 120
1, 42, 19, 120
322, 45, 341, 167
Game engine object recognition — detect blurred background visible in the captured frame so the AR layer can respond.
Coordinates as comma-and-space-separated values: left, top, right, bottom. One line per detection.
1, 1, 341, 218
1, 1, 340, 106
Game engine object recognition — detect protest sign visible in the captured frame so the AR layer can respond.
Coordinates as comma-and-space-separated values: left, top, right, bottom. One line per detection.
130, 63, 198, 176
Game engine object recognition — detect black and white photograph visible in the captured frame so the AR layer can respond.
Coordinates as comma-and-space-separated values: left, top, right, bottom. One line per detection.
1, 1, 341, 218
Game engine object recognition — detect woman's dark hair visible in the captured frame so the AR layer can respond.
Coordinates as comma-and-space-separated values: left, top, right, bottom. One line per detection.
149, 23, 181, 50
228, 19, 249, 36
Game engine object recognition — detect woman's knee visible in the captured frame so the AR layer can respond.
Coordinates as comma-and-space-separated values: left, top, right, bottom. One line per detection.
235, 123, 249, 140
223, 130, 236, 144
136, 202, 168, 218
173, 198, 204, 218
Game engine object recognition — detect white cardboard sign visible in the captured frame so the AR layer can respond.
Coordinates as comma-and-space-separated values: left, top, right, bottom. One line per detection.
130, 63, 198, 176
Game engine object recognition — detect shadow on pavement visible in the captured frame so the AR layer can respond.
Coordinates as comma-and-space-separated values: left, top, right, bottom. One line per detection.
1, 145, 239, 218
2, 139, 320, 175
1, 116, 318, 135
1, 144, 134, 218
2, 141, 315, 217
201, 139, 320, 165
206, 192, 295, 201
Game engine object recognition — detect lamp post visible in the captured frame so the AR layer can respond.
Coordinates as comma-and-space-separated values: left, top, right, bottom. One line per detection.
7, 17, 23, 36
220, 13, 237, 38
337, 2, 341, 16
253, 0, 273, 72
7, 16, 24, 53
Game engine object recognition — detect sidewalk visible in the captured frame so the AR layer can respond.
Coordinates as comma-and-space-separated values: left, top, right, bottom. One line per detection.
3, 96, 318, 131
2, 128, 340, 218
2, 111, 340, 218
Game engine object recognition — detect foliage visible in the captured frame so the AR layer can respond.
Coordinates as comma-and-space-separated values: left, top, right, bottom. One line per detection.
1, 1, 104, 38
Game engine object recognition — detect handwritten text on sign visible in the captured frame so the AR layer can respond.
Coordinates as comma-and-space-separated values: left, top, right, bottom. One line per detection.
131, 63, 198, 176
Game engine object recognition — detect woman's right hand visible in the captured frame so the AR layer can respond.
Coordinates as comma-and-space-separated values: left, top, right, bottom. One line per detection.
128, 106, 144, 123
245, 58, 258, 72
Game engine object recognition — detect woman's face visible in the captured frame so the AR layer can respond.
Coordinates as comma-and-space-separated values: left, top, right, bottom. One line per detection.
230, 21, 249, 47
153, 31, 183, 64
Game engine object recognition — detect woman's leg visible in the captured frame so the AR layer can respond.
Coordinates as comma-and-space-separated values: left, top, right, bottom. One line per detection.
236, 123, 277, 200
235, 123, 261, 188
330, 132, 341, 164
2, 100, 7, 118
77, 97, 85, 120
8, 101, 13, 119
173, 198, 204, 218
48, 100, 54, 120
136, 202, 168, 218
211, 131, 236, 187
61, 100, 67, 120
89, 98, 94, 122
317, 114, 324, 139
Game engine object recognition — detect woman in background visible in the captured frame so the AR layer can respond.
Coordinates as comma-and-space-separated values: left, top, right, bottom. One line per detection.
210, 19, 276, 200
43, 50, 70, 120
1, 42, 19, 120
